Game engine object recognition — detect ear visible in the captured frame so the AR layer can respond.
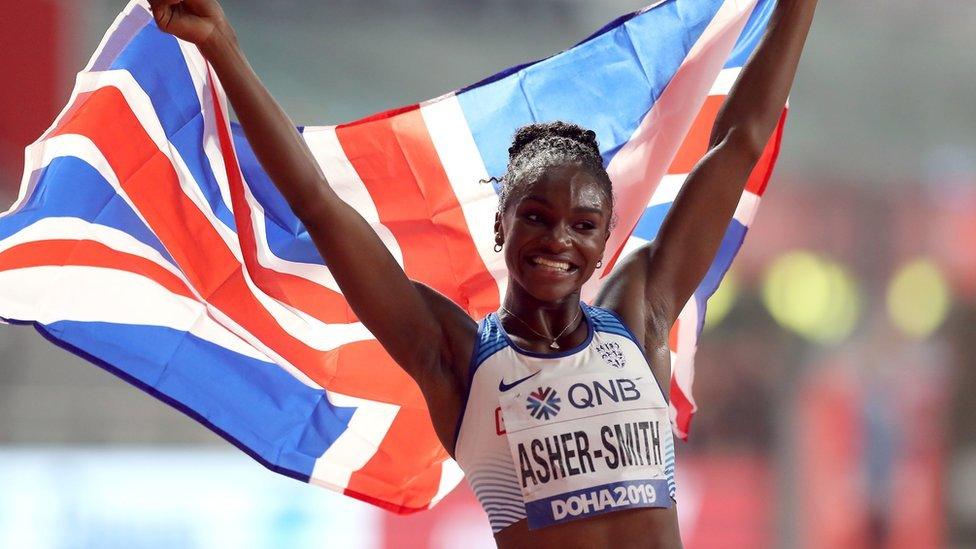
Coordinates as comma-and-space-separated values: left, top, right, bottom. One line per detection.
494, 211, 504, 243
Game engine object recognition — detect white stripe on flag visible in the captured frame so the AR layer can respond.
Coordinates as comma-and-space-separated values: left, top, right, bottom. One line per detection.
303, 126, 407, 271
708, 67, 742, 96
71, 70, 372, 354
0, 265, 271, 364
420, 94, 507, 303
431, 458, 466, 508
179, 39, 236, 219
310, 392, 400, 492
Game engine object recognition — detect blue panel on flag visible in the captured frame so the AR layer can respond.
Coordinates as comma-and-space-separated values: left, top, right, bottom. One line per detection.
691, 220, 747, 334
457, 0, 724, 178
725, 0, 775, 69
0, 158, 174, 264
109, 23, 239, 234
234, 125, 326, 265
696, 219, 747, 300
42, 320, 355, 479
631, 203, 671, 243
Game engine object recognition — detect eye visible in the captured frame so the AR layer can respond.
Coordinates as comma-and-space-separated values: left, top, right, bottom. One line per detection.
573, 220, 597, 231
523, 212, 544, 224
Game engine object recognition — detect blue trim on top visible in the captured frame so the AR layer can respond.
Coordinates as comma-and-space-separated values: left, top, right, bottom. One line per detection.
587, 304, 672, 404
493, 304, 593, 359
587, 304, 645, 352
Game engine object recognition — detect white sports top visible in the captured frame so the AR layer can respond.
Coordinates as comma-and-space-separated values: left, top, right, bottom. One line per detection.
453, 303, 676, 533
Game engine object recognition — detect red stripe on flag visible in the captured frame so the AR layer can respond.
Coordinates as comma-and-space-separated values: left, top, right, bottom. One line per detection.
667, 96, 786, 198
48, 91, 96, 139
205, 77, 356, 325
0, 239, 194, 299
50, 87, 333, 382
344, 407, 447, 513
328, 340, 445, 511
334, 108, 488, 508
745, 108, 787, 197
668, 95, 725, 175
668, 318, 680, 353
336, 108, 497, 316
670, 380, 694, 440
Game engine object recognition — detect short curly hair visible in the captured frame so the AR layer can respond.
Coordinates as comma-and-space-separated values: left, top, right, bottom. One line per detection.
491, 121, 614, 223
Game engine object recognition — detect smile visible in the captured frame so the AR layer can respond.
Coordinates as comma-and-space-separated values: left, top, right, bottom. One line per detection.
530, 256, 578, 273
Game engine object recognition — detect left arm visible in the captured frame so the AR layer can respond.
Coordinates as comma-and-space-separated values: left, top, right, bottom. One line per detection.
597, 0, 818, 343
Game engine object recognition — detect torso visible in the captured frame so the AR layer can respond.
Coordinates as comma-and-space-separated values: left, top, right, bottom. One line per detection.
450, 303, 680, 547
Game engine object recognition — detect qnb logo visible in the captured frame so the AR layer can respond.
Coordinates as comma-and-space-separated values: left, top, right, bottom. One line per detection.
568, 378, 641, 409
526, 386, 562, 420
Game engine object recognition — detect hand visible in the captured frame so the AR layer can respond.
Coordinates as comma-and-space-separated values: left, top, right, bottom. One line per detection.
149, 0, 229, 48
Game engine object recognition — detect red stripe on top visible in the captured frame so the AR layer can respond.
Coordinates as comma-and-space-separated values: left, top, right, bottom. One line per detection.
205, 77, 356, 325
0, 239, 194, 299
336, 108, 498, 316
50, 87, 332, 383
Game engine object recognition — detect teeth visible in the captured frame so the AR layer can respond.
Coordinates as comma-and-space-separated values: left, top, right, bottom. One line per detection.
533, 257, 571, 271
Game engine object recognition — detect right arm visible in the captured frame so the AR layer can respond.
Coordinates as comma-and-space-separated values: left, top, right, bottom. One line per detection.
149, 0, 469, 384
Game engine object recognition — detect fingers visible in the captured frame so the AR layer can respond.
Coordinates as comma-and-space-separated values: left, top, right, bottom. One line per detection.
148, 0, 179, 20
148, 0, 181, 10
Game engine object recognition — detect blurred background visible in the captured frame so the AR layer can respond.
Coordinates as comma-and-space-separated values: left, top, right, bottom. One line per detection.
1, 0, 974, 547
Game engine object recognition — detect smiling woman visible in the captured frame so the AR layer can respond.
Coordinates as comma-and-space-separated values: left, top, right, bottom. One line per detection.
142, 0, 817, 545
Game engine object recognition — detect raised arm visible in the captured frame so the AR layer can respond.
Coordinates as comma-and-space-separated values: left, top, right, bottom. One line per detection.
598, 0, 818, 338
148, 0, 469, 384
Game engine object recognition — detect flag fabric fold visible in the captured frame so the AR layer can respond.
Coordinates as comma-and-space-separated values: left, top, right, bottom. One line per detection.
0, 0, 783, 511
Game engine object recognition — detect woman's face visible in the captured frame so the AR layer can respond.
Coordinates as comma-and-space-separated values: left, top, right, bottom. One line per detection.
497, 163, 612, 303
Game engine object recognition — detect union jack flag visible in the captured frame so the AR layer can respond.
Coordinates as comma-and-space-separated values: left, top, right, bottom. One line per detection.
0, 0, 784, 512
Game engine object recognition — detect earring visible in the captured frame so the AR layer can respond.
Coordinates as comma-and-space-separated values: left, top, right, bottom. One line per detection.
494, 243, 503, 253
596, 259, 603, 269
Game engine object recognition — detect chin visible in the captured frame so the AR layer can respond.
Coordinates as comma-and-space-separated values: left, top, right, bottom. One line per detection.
517, 275, 588, 304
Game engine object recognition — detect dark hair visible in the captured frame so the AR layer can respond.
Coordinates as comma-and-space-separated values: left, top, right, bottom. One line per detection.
489, 121, 615, 223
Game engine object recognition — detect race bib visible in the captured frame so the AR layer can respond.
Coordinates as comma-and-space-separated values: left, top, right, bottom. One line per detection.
499, 372, 672, 529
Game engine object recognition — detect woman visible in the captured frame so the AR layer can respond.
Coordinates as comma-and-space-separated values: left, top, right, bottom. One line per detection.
149, 0, 816, 546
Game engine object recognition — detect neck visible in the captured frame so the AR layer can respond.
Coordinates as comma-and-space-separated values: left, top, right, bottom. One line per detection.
501, 283, 582, 336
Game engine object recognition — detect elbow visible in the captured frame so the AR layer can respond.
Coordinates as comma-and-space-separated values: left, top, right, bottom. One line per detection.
708, 124, 766, 163
289, 180, 334, 227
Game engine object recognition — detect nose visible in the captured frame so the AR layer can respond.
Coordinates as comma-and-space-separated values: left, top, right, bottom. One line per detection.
542, 222, 572, 251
